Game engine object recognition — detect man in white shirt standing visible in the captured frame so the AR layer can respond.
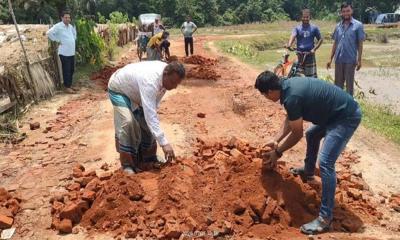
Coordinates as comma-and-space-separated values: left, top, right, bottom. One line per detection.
181, 16, 197, 57
47, 10, 77, 94
108, 61, 185, 174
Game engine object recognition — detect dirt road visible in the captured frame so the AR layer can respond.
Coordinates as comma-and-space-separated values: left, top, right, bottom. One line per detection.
1, 35, 399, 239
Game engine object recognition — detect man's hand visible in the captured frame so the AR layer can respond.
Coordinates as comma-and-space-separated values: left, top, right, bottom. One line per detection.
326, 61, 332, 69
262, 150, 280, 170
310, 49, 316, 54
356, 60, 362, 71
263, 140, 278, 150
162, 144, 175, 162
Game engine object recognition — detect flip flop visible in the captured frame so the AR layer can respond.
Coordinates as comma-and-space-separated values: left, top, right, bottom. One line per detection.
290, 167, 315, 183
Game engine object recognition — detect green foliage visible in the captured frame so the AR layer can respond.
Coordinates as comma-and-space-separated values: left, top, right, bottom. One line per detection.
97, 12, 106, 24
1, 0, 400, 25
109, 11, 129, 24
105, 21, 119, 60
75, 19, 105, 65
218, 41, 256, 58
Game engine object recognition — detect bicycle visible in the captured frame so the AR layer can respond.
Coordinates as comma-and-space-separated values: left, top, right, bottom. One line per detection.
273, 47, 311, 78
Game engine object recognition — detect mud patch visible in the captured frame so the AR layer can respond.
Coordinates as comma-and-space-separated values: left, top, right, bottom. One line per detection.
50, 137, 380, 238
183, 55, 218, 66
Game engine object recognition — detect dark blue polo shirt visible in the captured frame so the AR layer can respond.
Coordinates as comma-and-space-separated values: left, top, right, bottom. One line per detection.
280, 77, 358, 126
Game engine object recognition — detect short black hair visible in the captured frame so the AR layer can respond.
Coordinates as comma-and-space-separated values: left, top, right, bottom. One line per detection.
61, 10, 71, 17
165, 62, 186, 79
162, 31, 170, 39
340, 2, 352, 10
254, 71, 281, 93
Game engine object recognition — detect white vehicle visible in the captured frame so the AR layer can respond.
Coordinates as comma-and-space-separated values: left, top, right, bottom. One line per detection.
375, 13, 400, 24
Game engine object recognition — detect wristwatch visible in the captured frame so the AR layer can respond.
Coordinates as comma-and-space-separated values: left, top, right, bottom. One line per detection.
275, 148, 283, 158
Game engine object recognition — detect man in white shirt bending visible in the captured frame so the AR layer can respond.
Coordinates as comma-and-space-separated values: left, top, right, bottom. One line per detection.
181, 16, 197, 57
108, 61, 185, 174
47, 10, 77, 94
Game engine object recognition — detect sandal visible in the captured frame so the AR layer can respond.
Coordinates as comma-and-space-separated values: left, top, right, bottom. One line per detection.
290, 167, 314, 183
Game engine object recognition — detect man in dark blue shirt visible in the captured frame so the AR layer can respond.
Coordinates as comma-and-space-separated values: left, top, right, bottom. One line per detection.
286, 8, 323, 77
255, 71, 362, 235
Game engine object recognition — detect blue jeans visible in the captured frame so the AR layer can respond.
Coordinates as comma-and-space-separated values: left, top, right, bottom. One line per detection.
304, 107, 362, 220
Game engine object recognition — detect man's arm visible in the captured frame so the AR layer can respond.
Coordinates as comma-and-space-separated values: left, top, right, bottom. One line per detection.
275, 117, 291, 143
327, 26, 338, 69
47, 24, 60, 42
356, 24, 365, 71
357, 41, 363, 71
139, 85, 167, 145
192, 23, 198, 34
276, 118, 303, 154
263, 117, 303, 169
312, 27, 323, 53
180, 23, 185, 34
73, 25, 77, 40
327, 41, 337, 69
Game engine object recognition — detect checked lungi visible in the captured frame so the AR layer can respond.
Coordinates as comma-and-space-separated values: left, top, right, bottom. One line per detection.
298, 53, 318, 78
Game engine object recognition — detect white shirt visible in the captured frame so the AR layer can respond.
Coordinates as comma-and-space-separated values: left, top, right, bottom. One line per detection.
181, 21, 197, 37
108, 61, 169, 146
47, 22, 77, 56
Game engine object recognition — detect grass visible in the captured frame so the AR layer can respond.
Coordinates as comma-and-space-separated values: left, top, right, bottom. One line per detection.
212, 21, 400, 144
359, 100, 400, 144
215, 34, 400, 69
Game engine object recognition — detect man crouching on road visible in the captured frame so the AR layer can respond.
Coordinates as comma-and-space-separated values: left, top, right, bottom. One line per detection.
255, 71, 362, 234
108, 61, 185, 174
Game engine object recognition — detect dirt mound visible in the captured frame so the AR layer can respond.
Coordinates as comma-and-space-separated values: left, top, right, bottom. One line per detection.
90, 66, 122, 90
0, 188, 20, 230
50, 137, 380, 238
183, 55, 218, 66
186, 65, 221, 81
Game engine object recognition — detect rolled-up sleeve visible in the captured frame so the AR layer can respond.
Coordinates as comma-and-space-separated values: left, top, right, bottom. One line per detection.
138, 84, 168, 146
47, 24, 60, 42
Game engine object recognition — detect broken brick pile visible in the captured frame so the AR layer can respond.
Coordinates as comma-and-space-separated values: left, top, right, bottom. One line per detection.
183, 55, 221, 81
0, 188, 20, 232
89, 65, 122, 90
183, 55, 218, 66
50, 137, 381, 239
50, 164, 113, 234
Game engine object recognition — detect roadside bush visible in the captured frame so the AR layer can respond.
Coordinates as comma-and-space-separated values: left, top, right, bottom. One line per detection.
221, 41, 256, 58
97, 12, 107, 24
76, 19, 105, 65
105, 22, 119, 60
109, 11, 129, 24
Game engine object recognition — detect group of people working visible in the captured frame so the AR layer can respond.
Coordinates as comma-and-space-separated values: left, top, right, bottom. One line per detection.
143, 16, 198, 61
49, 2, 365, 235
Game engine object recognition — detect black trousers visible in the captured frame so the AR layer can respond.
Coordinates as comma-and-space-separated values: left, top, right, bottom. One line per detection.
184, 37, 194, 56
59, 55, 75, 88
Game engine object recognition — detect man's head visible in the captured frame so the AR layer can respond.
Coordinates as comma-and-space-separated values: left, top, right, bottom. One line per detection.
162, 62, 186, 90
301, 8, 311, 25
254, 71, 282, 102
186, 16, 192, 22
340, 2, 353, 21
155, 18, 159, 24
162, 31, 170, 39
61, 10, 71, 25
